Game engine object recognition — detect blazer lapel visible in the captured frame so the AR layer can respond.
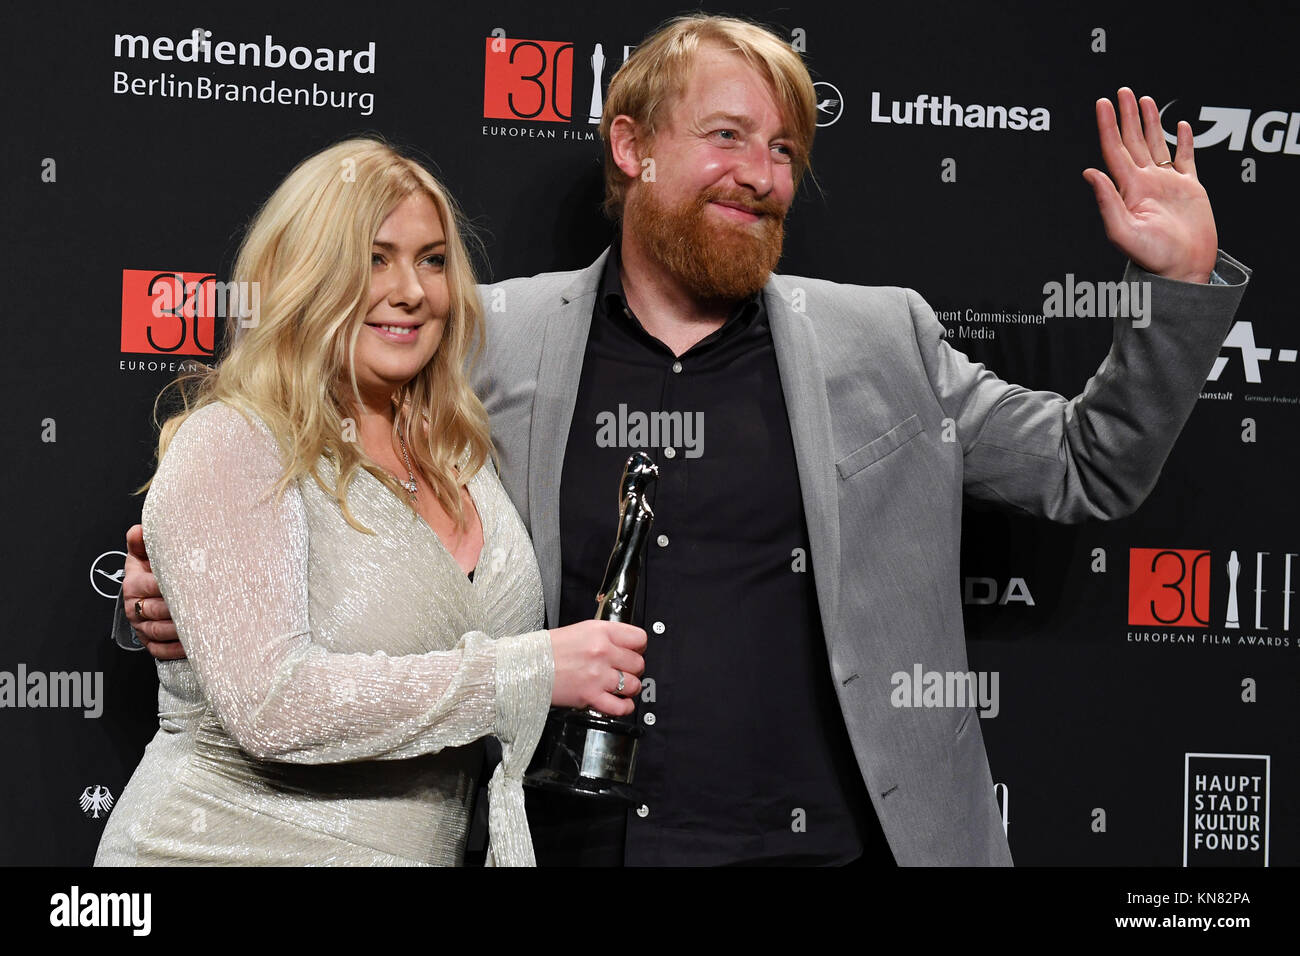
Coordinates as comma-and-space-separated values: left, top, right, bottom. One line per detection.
764, 275, 841, 638
527, 249, 609, 625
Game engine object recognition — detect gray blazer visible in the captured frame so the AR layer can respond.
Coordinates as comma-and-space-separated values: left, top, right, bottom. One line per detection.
470, 246, 1250, 866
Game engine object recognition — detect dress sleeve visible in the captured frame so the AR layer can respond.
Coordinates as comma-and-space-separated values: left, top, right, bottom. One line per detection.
141, 403, 554, 766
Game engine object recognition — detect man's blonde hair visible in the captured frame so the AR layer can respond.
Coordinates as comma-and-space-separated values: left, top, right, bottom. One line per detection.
149, 137, 492, 533
598, 14, 817, 219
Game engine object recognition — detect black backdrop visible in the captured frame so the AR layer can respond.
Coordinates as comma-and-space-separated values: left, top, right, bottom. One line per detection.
2, 0, 1296, 866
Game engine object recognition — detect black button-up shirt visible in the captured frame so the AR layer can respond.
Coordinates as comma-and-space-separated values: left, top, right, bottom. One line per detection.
525, 241, 888, 866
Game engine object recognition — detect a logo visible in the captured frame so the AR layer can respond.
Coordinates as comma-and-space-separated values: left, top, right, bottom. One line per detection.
112, 30, 377, 118
49, 885, 151, 936
1042, 275, 1151, 328
121, 269, 217, 356
1129, 548, 1211, 627
1126, 548, 1296, 649
481, 34, 634, 142
963, 576, 1034, 606
1160, 100, 1300, 155
2, 665, 104, 718
79, 785, 115, 820
870, 91, 1050, 132
1183, 753, 1269, 866
813, 81, 843, 127
1226, 550, 1243, 628
889, 664, 1000, 718
594, 404, 704, 459
1207, 321, 1298, 384
90, 551, 126, 599
484, 37, 574, 123
114, 31, 375, 73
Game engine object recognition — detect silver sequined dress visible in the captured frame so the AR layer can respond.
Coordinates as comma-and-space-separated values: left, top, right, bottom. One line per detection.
94, 402, 552, 866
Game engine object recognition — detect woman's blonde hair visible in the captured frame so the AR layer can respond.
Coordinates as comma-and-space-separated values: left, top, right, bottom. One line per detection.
598, 14, 818, 219
149, 137, 491, 533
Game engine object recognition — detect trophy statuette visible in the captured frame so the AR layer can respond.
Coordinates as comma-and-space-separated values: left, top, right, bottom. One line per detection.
524, 452, 659, 804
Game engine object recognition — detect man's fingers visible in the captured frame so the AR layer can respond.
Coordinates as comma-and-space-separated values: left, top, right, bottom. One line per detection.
129, 596, 172, 623
1139, 95, 1172, 164
1117, 87, 1153, 166
125, 524, 148, 562
123, 559, 165, 602
141, 632, 186, 661
1094, 97, 1135, 195
1174, 119, 1197, 176
1082, 168, 1131, 246
133, 619, 180, 645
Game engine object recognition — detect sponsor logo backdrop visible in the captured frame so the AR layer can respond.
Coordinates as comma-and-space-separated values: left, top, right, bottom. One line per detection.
2, 0, 1294, 864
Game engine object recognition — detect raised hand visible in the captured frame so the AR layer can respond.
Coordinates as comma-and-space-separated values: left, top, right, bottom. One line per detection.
1083, 88, 1218, 284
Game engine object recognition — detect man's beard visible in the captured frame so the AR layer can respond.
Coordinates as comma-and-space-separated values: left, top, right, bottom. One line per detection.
625, 182, 786, 303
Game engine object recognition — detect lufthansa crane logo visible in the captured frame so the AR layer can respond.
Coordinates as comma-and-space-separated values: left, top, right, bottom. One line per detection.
90, 551, 127, 600
813, 81, 844, 128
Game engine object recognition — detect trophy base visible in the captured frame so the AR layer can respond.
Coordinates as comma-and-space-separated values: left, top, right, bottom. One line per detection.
524, 708, 643, 806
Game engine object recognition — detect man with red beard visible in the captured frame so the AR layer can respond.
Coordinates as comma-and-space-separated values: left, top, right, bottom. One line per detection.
120, 14, 1248, 865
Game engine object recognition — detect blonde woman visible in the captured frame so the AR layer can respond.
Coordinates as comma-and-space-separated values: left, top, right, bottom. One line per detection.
94, 139, 645, 867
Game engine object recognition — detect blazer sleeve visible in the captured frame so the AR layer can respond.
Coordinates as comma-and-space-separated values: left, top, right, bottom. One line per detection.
907, 250, 1251, 522
141, 402, 553, 765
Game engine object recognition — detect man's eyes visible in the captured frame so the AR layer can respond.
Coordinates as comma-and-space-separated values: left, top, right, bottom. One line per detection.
709, 129, 795, 161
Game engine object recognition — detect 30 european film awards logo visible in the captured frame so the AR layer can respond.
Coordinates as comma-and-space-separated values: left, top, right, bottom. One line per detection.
1183, 753, 1269, 866
481, 33, 635, 141
1129, 548, 1211, 627
1127, 546, 1296, 646
483, 37, 575, 124
120, 269, 217, 356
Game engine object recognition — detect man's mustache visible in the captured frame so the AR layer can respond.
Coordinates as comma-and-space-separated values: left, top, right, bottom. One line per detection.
697, 188, 787, 221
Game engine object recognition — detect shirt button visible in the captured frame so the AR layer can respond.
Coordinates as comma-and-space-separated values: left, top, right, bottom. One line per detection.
636, 804, 650, 818
656, 534, 669, 548
643, 712, 656, 726
671, 360, 683, 373
652, 621, 666, 635
663, 446, 677, 459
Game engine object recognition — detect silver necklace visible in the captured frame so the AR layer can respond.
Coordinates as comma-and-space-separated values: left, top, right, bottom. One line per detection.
397, 431, 418, 498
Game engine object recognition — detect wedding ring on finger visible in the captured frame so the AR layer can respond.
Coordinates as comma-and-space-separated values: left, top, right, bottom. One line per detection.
1156, 160, 1174, 167
135, 600, 147, 621
616, 669, 626, 693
